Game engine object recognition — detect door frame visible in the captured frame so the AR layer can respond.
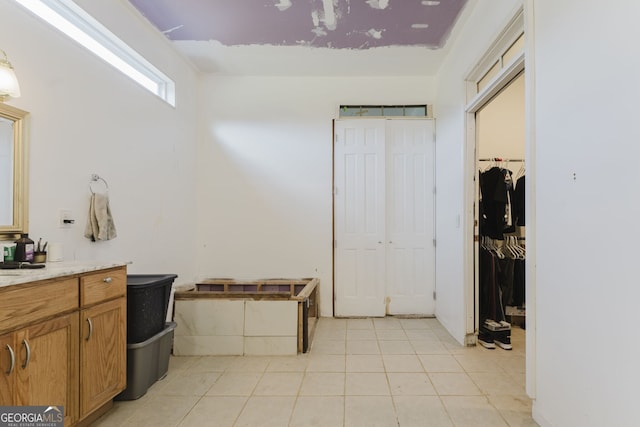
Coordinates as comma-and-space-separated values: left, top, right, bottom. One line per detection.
462, 3, 537, 399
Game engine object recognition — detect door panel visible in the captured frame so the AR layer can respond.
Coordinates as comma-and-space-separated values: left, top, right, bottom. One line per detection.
386, 120, 435, 315
334, 119, 386, 317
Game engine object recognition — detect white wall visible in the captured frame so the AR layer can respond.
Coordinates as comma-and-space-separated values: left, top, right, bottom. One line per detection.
0, 0, 200, 284
532, 1, 640, 426
477, 73, 525, 159
433, 0, 521, 344
197, 75, 435, 316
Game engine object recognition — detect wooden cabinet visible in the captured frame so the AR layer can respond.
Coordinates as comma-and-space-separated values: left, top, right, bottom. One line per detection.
0, 313, 79, 425
0, 333, 15, 405
79, 269, 126, 417
0, 265, 126, 427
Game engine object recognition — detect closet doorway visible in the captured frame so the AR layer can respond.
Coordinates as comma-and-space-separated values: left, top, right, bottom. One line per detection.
333, 119, 436, 317
475, 72, 526, 348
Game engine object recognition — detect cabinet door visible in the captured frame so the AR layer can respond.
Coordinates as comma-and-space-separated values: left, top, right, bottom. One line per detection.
80, 297, 126, 416
15, 312, 79, 427
0, 333, 16, 405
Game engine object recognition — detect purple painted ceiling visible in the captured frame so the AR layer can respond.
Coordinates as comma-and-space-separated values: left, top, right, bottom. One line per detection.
128, 0, 468, 50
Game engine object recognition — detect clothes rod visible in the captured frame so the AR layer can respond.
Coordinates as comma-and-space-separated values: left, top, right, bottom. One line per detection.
478, 158, 525, 162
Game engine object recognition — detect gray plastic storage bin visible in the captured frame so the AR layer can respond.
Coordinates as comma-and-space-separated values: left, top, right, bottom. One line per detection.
115, 322, 176, 401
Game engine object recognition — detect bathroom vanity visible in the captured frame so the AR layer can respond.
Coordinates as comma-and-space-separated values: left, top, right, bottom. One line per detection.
0, 262, 127, 426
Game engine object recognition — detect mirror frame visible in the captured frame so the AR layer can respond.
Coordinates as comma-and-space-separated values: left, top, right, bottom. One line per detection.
0, 103, 29, 239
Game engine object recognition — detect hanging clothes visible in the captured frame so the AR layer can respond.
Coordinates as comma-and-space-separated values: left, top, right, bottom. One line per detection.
479, 166, 515, 239
513, 175, 525, 227
479, 246, 507, 324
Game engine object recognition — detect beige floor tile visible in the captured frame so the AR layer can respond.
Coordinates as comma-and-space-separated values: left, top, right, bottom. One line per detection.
312, 339, 346, 355
344, 396, 397, 427
393, 395, 454, 426
411, 339, 449, 354
373, 318, 403, 330
345, 373, 390, 395
120, 395, 199, 427
346, 329, 378, 340
346, 339, 381, 355
387, 373, 436, 396
306, 354, 346, 372
314, 327, 347, 341
266, 355, 309, 372
382, 354, 424, 372
398, 318, 433, 330
429, 373, 482, 396
469, 372, 526, 396
92, 399, 148, 427
299, 372, 345, 396
346, 354, 385, 372
441, 396, 509, 427
188, 356, 237, 372
375, 329, 408, 340
253, 372, 304, 396
206, 372, 262, 396
177, 396, 247, 427
168, 356, 200, 372
424, 318, 443, 329
96, 317, 533, 427
290, 396, 345, 427
316, 317, 347, 330
419, 354, 465, 373
454, 354, 506, 373
346, 318, 374, 329
442, 341, 471, 355
488, 394, 535, 425
379, 340, 414, 355
226, 356, 272, 372
405, 329, 439, 340
496, 354, 526, 375
234, 396, 296, 427
156, 371, 221, 396
488, 394, 531, 408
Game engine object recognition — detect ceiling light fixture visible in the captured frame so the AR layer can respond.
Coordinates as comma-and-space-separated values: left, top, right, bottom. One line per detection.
421, 1, 441, 5
0, 50, 21, 100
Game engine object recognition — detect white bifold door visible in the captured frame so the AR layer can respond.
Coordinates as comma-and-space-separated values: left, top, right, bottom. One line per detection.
334, 119, 436, 317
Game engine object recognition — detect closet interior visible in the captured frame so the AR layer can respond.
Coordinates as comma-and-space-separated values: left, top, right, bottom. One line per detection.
475, 72, 525, 350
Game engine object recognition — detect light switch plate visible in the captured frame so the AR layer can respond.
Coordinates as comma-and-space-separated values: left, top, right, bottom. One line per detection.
60, 209, 74, 228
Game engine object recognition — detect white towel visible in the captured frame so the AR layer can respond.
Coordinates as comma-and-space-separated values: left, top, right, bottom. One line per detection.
84, 193, 117, 241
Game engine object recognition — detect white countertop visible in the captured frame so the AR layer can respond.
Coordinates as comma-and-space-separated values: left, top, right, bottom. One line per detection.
0, 261, 129, 288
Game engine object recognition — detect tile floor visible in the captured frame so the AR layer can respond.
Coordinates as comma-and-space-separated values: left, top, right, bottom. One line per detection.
93, 317, 538, 427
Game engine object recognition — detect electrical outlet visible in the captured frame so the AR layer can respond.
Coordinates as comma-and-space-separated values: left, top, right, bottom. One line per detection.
60, 209, 74, 228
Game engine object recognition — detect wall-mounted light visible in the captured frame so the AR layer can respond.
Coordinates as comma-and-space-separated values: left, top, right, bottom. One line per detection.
0, 50, 21, 101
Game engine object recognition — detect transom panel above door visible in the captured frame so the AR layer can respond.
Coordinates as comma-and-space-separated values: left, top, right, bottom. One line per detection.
334, 119, 436, 317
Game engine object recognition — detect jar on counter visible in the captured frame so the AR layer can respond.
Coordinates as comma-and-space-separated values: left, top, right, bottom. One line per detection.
14, 233, 34, 262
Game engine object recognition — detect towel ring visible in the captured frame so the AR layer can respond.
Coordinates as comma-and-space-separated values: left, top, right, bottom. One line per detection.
89, 174, 109, 194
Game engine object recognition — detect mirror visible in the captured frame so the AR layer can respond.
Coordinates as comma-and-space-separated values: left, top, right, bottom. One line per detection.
0, 103, 29, 239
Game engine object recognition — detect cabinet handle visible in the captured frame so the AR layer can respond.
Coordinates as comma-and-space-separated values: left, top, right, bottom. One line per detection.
103, 277, 112, 284
86, 318, 93, 341
22, 340, 30, 369
5, 344, 15, 375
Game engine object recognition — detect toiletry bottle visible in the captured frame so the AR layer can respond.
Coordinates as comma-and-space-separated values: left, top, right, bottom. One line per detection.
14, 233, 35, 262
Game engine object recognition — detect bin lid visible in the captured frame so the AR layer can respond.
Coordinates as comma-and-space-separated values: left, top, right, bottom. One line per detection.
127, 274, 178, 287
